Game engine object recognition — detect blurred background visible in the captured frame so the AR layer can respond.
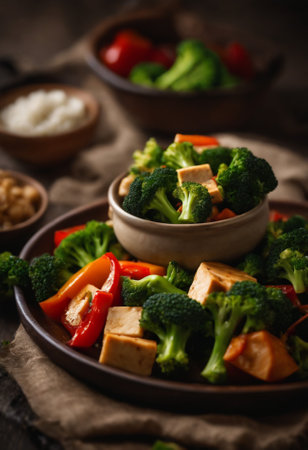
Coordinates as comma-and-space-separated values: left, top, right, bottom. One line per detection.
0, 0, 307, 147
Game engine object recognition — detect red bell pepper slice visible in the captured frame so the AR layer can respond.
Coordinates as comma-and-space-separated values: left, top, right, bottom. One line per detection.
119, 261, 150, 279
267, 285, 301, 308
101, 252, 121, 305
269, 210, 289, 222
54, 224, 86, 248
68, 291, 113, 348
99, 29, 153, 77
284, 313, 308, 338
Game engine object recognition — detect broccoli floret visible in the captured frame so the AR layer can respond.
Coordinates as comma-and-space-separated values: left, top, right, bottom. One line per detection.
217, 147, 277, 214
0, 252, 30, 299
198, 146, 232, 174
283, 215, 308, 233
123, 167, 180, 224
173, 181, 212, 223
54, 220, 116, 272
162, 142, 198, 170
129, 138, 164, 175
140, 293, 208, 373
237, 253, 264, 280
129, 62, 166, 87
121, 274, 186, 306
266, 228, 308, 293
165, 261, 194, 292
288, 335, 308, 380
155, 40, 221, 91
152, 440, 184, 450
29, 254, 73, 303
201, 281, 296, 383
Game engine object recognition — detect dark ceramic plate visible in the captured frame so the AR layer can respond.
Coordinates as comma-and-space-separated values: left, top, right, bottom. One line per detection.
15, 198, 308, 413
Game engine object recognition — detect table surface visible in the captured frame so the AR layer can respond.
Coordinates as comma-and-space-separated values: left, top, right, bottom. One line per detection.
0, 0, 308, 448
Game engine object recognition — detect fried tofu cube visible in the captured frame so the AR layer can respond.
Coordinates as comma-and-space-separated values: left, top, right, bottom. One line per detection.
203, 179, 223, 204
99, 333, 157, 376
224, 331, 299, 382
188, 262, 256, 305
104, 306, 144, 338
64, 284, 97, 327
118, 174, 135, 197
177, 164, 213, 185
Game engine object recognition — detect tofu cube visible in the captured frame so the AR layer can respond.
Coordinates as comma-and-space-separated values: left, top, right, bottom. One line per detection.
203, 179, 223, 204
99, 333, 157, 376
188, 262, 256, 305
105, 306, 144, 338
177, 164, 213, 185
64, 284, 97, 327
118, 174, 135, 197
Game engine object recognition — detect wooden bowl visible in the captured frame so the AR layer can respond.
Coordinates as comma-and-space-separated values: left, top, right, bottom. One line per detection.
85, 5, 283, 133
0, 83, 100, 166
108, 173, 270, 270
0, 170, 48, 250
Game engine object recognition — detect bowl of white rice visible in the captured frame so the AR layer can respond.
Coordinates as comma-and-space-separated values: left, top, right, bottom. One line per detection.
0, 83, 100, 166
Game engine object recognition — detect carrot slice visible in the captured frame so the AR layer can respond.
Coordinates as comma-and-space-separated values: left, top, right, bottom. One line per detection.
213, 208, 237, 221
174, 134, 219, 147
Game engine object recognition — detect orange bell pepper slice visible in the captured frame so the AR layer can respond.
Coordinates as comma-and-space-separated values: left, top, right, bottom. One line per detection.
174, 134, 219, 147
213, 208, 237, 221
40, 255, 111, 321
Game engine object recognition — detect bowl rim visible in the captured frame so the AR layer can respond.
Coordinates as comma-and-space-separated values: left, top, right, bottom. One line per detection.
0, 169, 48, 233
108, 171, 269, 232
0, 82, 100, 140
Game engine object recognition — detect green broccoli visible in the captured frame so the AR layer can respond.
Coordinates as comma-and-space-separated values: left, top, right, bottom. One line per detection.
162, 142, 198, 170
237, 252, 264, 280
173, 181, 212, 223
288, 335, 308, 380
217, 147, 277, 214
198, 146, 232, 174
29, 254, 73, 302
123, 167, 180, 224
54, 220, 116, 272
129, 62, 166, 87
140, 293, 209, 373
165, 261, 194, 291
121, 274, 186, 306
129, 138, 164, 175
152, 440, 184, 450
265, 227, 308, 293
0, 252, 30, 299
155, 40, 221, 91
201, 281, 297, 383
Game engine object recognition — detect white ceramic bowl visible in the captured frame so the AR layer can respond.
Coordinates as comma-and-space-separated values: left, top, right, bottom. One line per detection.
108, 173, 270, 270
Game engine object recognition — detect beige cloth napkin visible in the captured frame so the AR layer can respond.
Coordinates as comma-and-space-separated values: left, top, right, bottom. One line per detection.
2, 13, 308, 450
2, 326, 308, 450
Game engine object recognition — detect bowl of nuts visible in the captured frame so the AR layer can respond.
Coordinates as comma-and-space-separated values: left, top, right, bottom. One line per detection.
0, 169, 48, 249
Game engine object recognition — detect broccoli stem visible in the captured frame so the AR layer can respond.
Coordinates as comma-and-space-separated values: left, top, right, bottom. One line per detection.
156, 324, 190, 373
149, 189, 180, 224
201, 306, 243, 384
179, 192, 196, 223
279, 259, 307, 293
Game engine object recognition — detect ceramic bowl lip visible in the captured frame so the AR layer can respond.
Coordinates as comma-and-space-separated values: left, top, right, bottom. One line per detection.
108, 171, 269, 233
0, 169, 48, 233
0, 83, 100, 141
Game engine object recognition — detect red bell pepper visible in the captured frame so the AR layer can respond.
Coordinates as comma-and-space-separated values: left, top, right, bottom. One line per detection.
149, 46, 174, 68
222, 41, 254, 80
269, 210, 289, 222
40, 255, 111, 321
213, 208, 237, 221
54, 224, 85, 248
119, 260, 166, 279
68, 291, 114, 348
284, 313, 308, 338
267, 285, 301, 308
101, 252, 121, 305
99, 29, 153, 77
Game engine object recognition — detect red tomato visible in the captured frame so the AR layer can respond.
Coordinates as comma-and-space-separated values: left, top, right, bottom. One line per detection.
223, 42, 254, 80
99, 29, 153, 77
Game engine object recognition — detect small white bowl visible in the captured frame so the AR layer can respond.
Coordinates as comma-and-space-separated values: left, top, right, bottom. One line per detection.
108, 173, 270, 270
